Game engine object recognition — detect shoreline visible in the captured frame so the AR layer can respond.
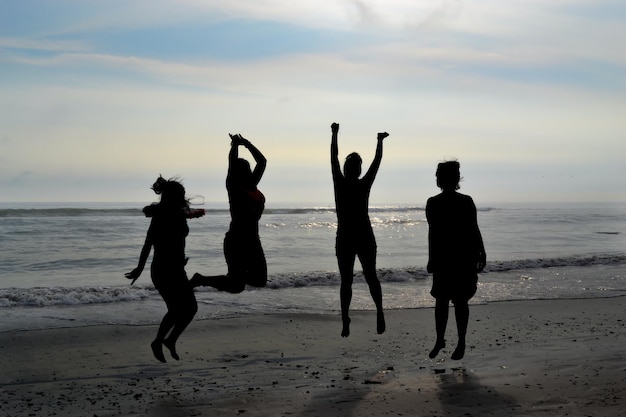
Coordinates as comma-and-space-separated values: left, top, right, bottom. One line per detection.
3, 291, 626, 334
1, 296, 625, 416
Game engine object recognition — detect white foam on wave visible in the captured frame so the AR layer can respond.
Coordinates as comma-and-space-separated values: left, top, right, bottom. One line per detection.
2, 254, 625, 308
0, 285, 156, 307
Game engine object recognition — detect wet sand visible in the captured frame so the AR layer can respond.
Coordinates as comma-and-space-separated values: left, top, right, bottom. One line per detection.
1, 296, 625, 416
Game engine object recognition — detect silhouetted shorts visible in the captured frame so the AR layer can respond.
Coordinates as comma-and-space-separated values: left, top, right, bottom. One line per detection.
151, 266, 197, 318
224, 231, 268, 287
335, 229, 377, 263
431, 271, 477, 304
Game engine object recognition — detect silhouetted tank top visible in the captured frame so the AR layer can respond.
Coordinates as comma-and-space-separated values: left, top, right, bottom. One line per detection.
334, 177, 373, 235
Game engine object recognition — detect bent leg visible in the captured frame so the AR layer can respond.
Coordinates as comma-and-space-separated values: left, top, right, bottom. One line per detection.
163, 288, 198, 360
152, 312, 174, 363
191, 273, 246, 293
246, 237, 267, 287
164, 305, 198, 360
192, 232, 253, 293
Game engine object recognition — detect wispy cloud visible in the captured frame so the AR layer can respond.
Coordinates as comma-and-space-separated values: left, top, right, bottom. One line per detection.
0, 37, 88, 52
0, 0, 624, 202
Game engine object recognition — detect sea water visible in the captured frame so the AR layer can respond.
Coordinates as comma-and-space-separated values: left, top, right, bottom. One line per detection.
0, 202, 625, 332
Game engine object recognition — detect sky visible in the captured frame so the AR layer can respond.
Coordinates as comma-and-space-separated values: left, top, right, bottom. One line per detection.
1, 0, 625, 205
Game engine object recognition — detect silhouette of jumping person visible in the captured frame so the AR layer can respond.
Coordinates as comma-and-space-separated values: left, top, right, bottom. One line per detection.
125, 176, 204, 363
426, 160, 486, 360
191, 134, 267, 293
330, 122, 389, 337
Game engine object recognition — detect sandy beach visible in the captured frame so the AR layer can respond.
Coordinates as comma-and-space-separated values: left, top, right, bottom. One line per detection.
1, 296, 625, 417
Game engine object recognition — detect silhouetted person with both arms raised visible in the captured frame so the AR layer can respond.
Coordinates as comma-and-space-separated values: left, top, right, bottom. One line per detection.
331, 122, 389, 337
426, 160, 486, 360
126, 176, 205, 363
192, 134, 268, 293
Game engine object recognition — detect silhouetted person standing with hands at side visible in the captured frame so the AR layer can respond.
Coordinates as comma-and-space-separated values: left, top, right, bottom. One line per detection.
331, 122, 388, 337
426, 160, 486, 360
125, 176, 204, 363
191, 134, 267, 293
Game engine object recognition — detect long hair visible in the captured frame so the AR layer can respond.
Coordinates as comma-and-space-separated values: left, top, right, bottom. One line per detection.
144, 175, 189, 216
231, 158, 254, 188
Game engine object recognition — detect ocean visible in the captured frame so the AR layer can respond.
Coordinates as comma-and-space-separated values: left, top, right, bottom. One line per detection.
1, 201, 625, 332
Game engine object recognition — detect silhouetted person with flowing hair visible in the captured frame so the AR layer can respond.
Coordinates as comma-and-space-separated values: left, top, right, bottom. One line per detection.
426, 160, 486, 360
191, 134, 267, 293
330, 122, 389, 337
125, 175, 205, 363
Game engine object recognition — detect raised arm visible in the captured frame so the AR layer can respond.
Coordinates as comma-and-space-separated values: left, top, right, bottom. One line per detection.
228, 134, 266, 186
227, 134, 240, 180
362, 132, 389, 183
330, 122, 341, 179
243, 136, 267, 186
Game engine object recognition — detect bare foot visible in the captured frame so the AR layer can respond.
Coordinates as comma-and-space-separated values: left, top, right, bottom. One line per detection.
151, 340, 166, 363
163, 338, 180, 361
451, 343, 465, 360
341, 318, 351, 338
429, 340, 445, 359
377, 311, 386, 334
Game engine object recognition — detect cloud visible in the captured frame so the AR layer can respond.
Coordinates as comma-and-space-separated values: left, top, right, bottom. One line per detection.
0, 0, 625, 202
0, 37, 88, 52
